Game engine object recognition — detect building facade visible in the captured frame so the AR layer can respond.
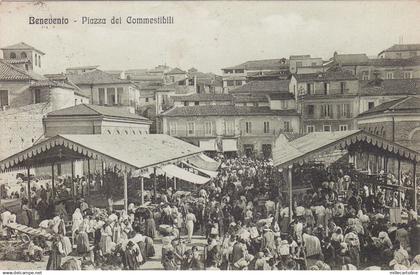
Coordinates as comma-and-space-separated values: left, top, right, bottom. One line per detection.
290, 69, 360, 133
378, 44, 420, 59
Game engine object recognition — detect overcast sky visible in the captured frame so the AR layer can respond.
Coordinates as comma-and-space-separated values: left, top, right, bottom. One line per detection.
0, 1, 419, 74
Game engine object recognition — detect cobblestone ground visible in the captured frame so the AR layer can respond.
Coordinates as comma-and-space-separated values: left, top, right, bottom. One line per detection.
0, 235, 207, 270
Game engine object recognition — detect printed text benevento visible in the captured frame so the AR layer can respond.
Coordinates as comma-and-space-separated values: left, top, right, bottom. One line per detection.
29, 16, 69, 24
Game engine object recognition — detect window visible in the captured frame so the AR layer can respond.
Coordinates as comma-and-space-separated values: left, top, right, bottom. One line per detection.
337, 103, 351, 118
20, 52, 27, 58
97, 88, 104, 104
340, 82, 346, 94
0, 90, 8, 107
306, 83, 313, 94
145, 97, 149, 103
116, 130, 121, 135
204, 121, 213, 135
225, 121, 234, 135
368, 101, 375, 110
362, 71, 369, 81
306, 104, 315, 117
169, 122, 177, 135
245, 121, 252, 134
281, 100, 288, 109
296, 62, 302, 67
323, 125, 331, 132
187, 122, 195, 136
10, 52, 16, 59
34, 53, 38, 65
188, 79, 194, 86
320, 104, 332, 118
224, 69, 233, 74
311, 62, 317, 66
75, 99, 78, 105
404, 72, 412, 79
125, 130, 129, 135
386, 72, 394, 79
263, 121, 270, 134
235, 80, 242, 86
34, 89, 42, 103
410, 51, 417, 57
339, 125, 348, 131
284, 121, 291, 132
38, 55, 41, 68
235, 69, 244, 74
227, 80, 235, 87
306, 125, 315, 133
324, 82, 329, 95
116, 87, 123, 104
396, 53, 402, 58
194, 101, 199, 106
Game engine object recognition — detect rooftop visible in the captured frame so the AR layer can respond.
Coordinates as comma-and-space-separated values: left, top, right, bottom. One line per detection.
0, 59, 45, 81
172, 93, 233, 102
380, 44, 420, 54
333, 53, 369, 65
1, 42, 45, 55
357, 96, 420, 118
66, 65, 99, 70
161, 105, 299, 117
230, 80, 290, 94
46, 104, 151, 122
360, 79, 418, 96
30, 79, 77, 90
67, 69, 131, 85
2, 58, 31, 64
293, 69, 357, 82
167, 67, 187, 75
222, 58, 289, 71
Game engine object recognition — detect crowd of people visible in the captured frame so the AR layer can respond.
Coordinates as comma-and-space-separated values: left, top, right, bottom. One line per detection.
0, 155, 420, 271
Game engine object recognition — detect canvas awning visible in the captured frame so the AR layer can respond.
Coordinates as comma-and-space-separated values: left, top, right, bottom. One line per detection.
0, 134, 203, 173
160, 164, 210, 185
182, 161, 219, 178
185, 153, 221, 171
222, 139, 238, 152
199, 140, 216, 151
273, 130, 419, 168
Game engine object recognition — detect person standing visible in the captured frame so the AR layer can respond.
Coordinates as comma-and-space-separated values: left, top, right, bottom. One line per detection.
46, 236, 64, 270
185, 209, 196, 243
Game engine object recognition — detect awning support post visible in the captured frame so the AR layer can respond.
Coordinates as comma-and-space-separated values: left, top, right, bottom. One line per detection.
123, 169, 128, 214
140, 177, 144, 205
174, 177, 177, 191
398, 158, 401, 207
414, 161, 417, 211
27, 166, 31, 207
288, 165, 293, 220
153, 167, 157, 203
87, 159, 91, 196
51, 163, 55, 199
71, 161, 75, 197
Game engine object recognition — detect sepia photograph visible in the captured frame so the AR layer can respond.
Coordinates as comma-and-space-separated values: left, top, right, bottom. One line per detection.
0, 0, 420, 272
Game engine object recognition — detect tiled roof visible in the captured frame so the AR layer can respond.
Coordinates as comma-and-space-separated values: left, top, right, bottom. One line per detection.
129, 75, 163, 81
268, 92, 295, 100
66, 65, 99, 70
381, 44, 420, 53
0, 59, 45, 81
30, 79, 76, 90
234, 95, 268, 103
160, 105, 299, 117
44, 73, 67, 81
167, 67, 186, 75
230, 80, 290, 94
172, 93, 233, 102
67, 69, 131, 85
368, 56, 420, 67
360, 79, 418, 96
358, 96, 420, 117
3, 58, 31, 64
333, 54, 369, 65
222, 58, 289, 70
46, 104, 151, 122
293, 69, 357, 82
1, 42, 45, 55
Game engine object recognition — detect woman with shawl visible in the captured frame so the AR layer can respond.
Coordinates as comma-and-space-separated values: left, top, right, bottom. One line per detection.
112, 221, 122, 244
60, 233, 72, 257
145, 209, 156, 239
47, 236, 64, 270
76, 223, 90, 255
99, 222, 113, 255
72, 208, 83, 242
185, 209, 196, 243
